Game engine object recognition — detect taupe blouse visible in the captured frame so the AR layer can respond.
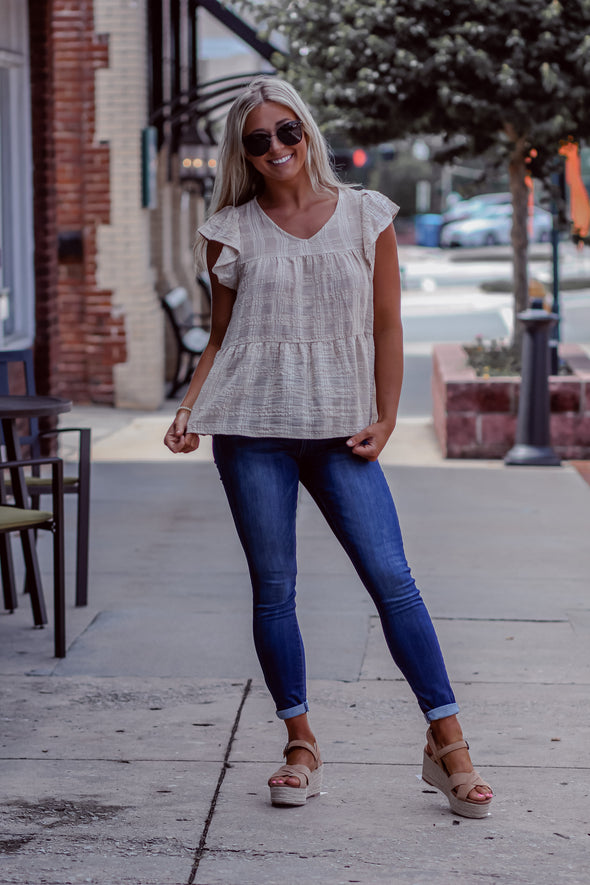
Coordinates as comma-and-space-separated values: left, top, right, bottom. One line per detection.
187, 187, 399, 438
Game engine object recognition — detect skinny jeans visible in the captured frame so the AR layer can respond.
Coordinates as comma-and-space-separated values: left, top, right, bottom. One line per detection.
212, 435, 459, 723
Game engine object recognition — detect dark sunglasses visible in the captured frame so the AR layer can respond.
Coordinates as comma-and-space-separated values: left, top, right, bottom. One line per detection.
242, 120, 304, 157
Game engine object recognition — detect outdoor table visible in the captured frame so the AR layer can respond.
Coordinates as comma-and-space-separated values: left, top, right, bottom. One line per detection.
0, 395, 72, 503
0, 395, 72, 625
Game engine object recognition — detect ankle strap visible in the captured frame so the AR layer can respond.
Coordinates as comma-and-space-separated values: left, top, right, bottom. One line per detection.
283, 740, 319, 762
426, 728, 469, 761
437, 739, 469, 758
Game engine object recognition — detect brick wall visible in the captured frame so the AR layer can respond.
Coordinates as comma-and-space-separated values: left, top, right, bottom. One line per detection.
94, 0, 164, 409
432, 342, 590, 459
29, 0, 126, 404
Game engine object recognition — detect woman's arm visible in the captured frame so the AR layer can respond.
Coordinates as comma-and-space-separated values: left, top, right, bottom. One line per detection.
346, 223, 403, 461
164, 240, 236, 453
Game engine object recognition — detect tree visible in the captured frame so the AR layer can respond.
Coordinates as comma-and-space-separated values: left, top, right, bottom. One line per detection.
249, 0, 590, 342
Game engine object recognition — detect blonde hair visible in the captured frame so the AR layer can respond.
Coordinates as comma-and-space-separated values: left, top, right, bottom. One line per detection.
195, 77, 345, 270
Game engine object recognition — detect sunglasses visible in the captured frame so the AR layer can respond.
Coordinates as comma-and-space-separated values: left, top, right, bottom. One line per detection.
242, 120, 304, 157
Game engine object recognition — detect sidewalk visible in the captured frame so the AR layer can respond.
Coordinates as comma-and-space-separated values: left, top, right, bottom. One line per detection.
1, 407, 589, 884
55, 404, 448, 467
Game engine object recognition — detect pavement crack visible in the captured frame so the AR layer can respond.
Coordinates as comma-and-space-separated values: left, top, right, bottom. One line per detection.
187, 678, 251, 885
357, 613, 373, 681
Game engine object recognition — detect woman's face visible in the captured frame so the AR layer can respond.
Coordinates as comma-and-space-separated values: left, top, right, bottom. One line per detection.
242, 101, 308, 184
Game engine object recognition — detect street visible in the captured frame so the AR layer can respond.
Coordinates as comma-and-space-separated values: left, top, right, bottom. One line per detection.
397, 242, 590, 417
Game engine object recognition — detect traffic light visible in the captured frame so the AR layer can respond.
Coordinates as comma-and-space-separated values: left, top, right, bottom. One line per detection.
332, 148, 372, 174
352, 149, 369, 168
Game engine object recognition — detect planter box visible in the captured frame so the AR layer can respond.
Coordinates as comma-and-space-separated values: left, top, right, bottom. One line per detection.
432, 342, 590, 459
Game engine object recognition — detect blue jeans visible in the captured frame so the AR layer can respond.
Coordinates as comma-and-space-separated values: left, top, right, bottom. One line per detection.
212, 435, 459, 723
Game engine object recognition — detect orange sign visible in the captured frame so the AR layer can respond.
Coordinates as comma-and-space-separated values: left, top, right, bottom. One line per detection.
559, 141, 590, 242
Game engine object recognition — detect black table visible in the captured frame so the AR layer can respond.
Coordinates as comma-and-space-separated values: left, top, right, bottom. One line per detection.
0, 395, 71, 503
0, 395, 71, 625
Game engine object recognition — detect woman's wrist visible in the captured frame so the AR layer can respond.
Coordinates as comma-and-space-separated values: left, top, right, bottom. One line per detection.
176, 405, 192, 415
376, 415, 397, 432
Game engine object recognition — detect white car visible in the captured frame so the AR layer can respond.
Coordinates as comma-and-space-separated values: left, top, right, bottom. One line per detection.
441, 192, 512, 226
439, 203, 552, 248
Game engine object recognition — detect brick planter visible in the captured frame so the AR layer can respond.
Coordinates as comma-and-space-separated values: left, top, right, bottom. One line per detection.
432, 342, 590, 459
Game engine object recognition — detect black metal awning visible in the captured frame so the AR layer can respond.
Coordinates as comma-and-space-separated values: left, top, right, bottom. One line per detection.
148, 0, 279, 148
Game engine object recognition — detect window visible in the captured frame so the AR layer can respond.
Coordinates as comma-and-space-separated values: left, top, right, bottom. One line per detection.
0, 4, 35, 348
0, 68, 15, 338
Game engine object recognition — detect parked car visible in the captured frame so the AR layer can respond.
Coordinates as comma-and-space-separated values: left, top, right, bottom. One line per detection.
439, 203, 552, 248
441, 192, 512, 226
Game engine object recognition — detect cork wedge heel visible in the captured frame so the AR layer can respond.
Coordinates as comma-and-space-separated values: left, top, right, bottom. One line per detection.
268, 739, 323, 807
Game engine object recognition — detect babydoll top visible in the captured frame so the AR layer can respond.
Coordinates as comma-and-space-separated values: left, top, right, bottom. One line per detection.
187, 187, 399, 438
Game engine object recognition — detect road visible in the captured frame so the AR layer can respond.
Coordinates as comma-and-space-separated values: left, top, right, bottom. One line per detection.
397, 244, 590, 418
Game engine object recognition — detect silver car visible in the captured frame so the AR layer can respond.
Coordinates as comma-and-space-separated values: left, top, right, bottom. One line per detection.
439, 203, 552, 248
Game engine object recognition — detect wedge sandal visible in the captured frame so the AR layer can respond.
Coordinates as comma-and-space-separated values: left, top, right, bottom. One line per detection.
422, 728, 493, 819
268, 739, 323, 807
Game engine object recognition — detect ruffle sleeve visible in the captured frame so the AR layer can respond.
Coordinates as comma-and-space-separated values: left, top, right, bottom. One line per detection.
361, 190, 400, 271
196, 205, 240, 290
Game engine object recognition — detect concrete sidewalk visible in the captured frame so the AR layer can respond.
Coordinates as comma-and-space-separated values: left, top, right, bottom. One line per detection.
55, 403, 447, 466
1, 408, 589, 884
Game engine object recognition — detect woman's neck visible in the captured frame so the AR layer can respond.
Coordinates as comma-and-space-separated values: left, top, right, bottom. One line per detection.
257, 174, 318, 211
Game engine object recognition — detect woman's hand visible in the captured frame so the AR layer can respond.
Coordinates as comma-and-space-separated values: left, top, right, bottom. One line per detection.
164, 411, 200, 454
346, 421, 394, 462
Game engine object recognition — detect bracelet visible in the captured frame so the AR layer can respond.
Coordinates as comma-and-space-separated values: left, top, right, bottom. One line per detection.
176, 406, 192, 414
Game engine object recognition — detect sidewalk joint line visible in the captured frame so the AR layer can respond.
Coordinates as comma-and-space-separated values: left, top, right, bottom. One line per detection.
432, 616, 570, 623
187, 678, 252, 885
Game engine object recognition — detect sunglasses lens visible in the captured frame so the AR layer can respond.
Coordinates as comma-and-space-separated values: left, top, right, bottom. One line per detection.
277, 121, 303, 146
243, 133, 271, 156
243, 121, 303, 156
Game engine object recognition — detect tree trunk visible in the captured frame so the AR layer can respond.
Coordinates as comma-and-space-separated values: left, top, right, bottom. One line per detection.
509, 139, 530, 353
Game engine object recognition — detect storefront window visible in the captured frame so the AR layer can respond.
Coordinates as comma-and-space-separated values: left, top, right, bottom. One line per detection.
0, 1, 35, 349
0, 68, 14, 340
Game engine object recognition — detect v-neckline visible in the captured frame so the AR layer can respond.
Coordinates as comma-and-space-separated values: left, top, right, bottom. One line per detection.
254, 192, 340, 241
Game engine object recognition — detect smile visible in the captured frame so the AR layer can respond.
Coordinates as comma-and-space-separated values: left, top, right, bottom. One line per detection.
269, 153, 294, 166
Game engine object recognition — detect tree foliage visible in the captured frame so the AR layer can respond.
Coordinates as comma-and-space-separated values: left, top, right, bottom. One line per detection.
248, 0, 590, 332
252, 0, 590, 169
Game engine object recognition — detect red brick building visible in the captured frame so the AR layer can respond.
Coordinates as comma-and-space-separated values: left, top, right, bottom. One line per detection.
1, 1, 270, 407
28, 0, 125, 403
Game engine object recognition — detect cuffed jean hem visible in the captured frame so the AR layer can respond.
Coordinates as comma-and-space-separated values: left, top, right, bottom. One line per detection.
424, 702, 460, 723
276, 701, 309, 720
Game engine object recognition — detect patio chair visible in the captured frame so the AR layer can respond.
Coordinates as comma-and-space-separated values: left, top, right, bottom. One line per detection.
0, 456, 66, 657
161, 275, 211, 397
0, 349, 91, 606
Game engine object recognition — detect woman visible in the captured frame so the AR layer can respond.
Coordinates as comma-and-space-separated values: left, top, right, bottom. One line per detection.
164, 77, 493, 818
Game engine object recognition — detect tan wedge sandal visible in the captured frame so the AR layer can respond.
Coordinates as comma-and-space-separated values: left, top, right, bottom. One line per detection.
268, 739, 323, 807
422, 728, 493, 819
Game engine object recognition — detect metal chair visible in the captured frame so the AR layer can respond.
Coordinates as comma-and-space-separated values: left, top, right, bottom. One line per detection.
0, 456, 66, 657
161, 276, 211, 397
0, 349, 91, 606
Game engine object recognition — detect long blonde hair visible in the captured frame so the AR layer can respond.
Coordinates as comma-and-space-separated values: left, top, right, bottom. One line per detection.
195, 77, 344, 269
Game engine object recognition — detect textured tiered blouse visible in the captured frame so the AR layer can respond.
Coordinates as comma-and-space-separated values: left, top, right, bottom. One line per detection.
187, 187, 399, 438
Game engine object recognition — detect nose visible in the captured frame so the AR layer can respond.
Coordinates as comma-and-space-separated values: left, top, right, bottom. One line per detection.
267, 133, 283, 152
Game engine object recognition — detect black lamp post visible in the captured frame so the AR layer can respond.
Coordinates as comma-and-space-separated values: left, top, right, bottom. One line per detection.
504, 308, 561, 466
